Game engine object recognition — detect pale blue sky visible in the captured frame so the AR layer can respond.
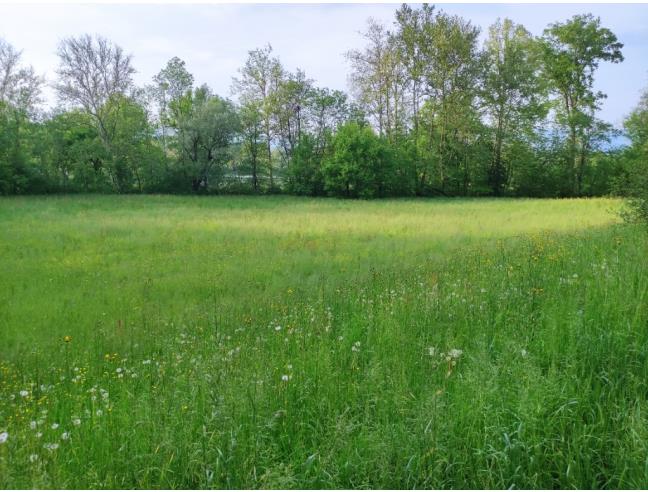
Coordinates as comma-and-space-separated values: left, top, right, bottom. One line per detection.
1, 3, 647, 127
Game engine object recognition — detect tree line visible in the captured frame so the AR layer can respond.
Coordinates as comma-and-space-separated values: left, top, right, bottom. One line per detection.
0, 4, 646, 200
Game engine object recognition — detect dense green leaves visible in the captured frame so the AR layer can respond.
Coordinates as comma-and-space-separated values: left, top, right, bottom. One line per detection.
0, 6, 639, 198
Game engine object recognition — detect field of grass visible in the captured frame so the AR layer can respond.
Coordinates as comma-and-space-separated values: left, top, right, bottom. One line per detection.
1, 195, 647, 488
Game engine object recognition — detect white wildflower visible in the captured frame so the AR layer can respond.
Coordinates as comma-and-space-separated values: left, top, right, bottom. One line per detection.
51, 423, 59, 430
30, 421, 37, 430
281, 374, 291, 382
43, 443, 59, 451
29, 454, 39, 463
352, 341, 361, 353
72, 418, 81, 426
20, 390, 29, 397
275, 325, 282, 331
448, 348, 463, 359
521, 349, 528, 357
95, 409, 103, 417
61, 432, 70, 441
0, 432, 8, 444
427, 347, 436, 357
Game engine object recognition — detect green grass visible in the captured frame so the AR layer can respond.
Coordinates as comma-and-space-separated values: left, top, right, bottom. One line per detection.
0, 195, 646, 488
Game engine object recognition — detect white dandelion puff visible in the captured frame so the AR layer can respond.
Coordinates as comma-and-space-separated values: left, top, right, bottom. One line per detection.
29, 454, 39, 463
61, 432, 70, 441
51, 423, 59, 430
448, 349, 463, 359
20, 390, 29, 397
0, 432, 8, 444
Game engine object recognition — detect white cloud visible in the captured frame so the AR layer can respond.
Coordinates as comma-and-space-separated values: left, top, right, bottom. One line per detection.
1, 2, 647, 125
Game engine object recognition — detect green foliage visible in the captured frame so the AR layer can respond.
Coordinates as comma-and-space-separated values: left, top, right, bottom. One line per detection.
174, 88, 240, 192
619, 90, 648, 225
0, 8, 635, 198
540, 14, 624, 195
286, 135, 325, 196
322, 122, 399, 198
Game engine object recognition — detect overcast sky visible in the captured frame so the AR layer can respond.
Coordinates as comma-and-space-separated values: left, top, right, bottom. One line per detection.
2, 3, 647, 127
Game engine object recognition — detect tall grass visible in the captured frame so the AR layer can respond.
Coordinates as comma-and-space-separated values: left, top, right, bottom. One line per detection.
0, 195, 646, 488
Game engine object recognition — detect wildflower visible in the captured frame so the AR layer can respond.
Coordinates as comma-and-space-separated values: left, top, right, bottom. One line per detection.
287, 364, 293, 370
35, 432, 43, 439
142, 359, 151, 365
95, 409, 103, 417
352, 341, 361, 353
521, 349, 528, 358
72, 418, 81, 426
29, 454, 39, 463
43, 443, 59, 451
61, 432, 70, 441
51, 423, 59, 430
0, 432, 8, 444
63, 335, 72, 343
116, 367, 122, 374
281, 374, 291, 382
30, 421, 37, 430
448, 349, 463, 359
20, 390, 29, 397
275, 325, 282, 331
427, 347, 436, 357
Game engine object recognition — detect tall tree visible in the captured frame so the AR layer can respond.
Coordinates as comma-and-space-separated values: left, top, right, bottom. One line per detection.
482, 18, 546, 195
0, 38, 43, 194
176, 86, 240, 192
151, 56, 194, 152
540, 14, 623, 195
419, 10, 483, 193
232, 45, 284, 189
346, 18, 406, 140
55, 34, 135, 149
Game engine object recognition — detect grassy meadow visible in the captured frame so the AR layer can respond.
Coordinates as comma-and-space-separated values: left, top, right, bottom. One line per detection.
0, 195, 647, 488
